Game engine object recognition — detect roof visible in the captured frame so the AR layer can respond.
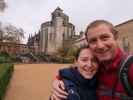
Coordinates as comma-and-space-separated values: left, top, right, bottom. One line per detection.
115, 19, 133, 28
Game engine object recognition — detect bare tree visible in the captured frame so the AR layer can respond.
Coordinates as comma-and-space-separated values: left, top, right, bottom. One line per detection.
0, 0, 25, 43
0, 0, 7, 12
2, 24, 25, 43
0, 22, 3, 41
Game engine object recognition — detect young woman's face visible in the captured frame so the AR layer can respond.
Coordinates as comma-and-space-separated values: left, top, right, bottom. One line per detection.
76, 48, 98, 79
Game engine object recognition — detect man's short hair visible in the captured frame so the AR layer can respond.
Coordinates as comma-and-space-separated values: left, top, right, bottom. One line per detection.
85, 20, 118, 41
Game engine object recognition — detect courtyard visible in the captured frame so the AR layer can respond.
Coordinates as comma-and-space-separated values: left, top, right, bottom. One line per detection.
4, 64, 70, 100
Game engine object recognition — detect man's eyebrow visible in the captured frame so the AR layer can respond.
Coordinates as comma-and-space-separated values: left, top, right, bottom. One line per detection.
80, 56, 89, 58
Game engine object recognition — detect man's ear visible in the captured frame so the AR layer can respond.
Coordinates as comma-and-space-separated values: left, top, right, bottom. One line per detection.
113, 29, 119, 40
115, 33, 118, 40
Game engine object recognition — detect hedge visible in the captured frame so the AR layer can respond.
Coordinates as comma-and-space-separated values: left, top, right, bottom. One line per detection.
0, 63, 14, 100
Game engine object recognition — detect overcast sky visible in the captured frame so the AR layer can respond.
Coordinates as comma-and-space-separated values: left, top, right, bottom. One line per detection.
0, 0, 133, 43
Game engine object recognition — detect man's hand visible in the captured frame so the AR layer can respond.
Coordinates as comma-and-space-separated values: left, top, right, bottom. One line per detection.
51, 79, 68, 100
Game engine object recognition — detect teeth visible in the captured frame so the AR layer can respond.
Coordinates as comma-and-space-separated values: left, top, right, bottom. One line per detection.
84, 69, 95, 73
86, 70, 95, 73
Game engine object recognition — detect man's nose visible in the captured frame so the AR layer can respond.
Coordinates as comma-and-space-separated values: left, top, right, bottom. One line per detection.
96, 39, 104, 48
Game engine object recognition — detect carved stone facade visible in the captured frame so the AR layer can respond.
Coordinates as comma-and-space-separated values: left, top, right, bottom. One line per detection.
39, 7, 76, 54
27, 32, 40, 55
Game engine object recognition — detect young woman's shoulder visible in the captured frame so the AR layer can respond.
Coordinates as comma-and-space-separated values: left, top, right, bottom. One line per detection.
59, 66, 77, 80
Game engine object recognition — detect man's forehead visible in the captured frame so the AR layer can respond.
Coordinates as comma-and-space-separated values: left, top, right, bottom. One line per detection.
87, 24, 111, 33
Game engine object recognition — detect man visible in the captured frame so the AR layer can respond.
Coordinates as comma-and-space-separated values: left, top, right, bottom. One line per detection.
50, 20, 133, 100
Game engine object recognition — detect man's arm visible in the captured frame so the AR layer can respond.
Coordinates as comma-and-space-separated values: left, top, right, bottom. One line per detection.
50, 79, 68, 99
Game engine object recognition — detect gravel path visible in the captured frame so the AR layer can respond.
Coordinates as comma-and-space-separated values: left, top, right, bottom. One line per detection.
4, 64, 69, 100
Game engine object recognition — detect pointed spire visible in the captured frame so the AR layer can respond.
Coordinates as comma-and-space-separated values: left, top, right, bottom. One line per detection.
35, 32, 37, 35
55, 6, 63, 12
53, 6, 63, 14
28, 34, 31, 39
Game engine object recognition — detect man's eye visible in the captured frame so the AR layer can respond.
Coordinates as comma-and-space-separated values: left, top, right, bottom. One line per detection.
89, 39, 96, 44
101, 35, 110, 41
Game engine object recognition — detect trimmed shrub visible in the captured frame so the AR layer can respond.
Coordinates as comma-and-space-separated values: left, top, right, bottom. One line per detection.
0, 63, 14, 100
0, 52, 12, 63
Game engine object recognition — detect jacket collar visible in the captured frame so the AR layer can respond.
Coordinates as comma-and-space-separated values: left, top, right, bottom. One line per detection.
99, 48, 124, 72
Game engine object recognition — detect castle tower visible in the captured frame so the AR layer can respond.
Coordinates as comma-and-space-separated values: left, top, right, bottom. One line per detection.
40, 7, 75, 54
51, 7, 65, 50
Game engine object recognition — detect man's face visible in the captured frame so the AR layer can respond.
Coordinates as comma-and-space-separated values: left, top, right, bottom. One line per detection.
86, 24, 118, 62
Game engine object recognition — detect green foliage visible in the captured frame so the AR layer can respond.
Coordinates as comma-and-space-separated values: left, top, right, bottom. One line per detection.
66, 47, 77, 57
0, 52, 9, 57
0, 52, 12, 63
57, 47, 68, 57
0, 52, 22, 63
56, 46, 78, 63
0, 63, 14, 100
10, 55, 22, 63
62, 56, 75, 63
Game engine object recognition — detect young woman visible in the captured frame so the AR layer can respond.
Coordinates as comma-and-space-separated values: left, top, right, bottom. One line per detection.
50, 46, 98, 100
